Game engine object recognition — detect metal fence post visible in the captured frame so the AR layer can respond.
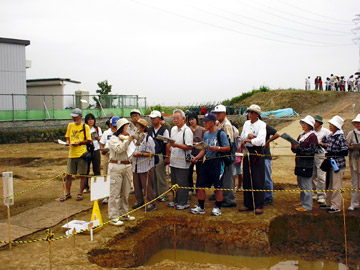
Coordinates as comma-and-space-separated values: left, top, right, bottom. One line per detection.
52, 95, 55, 119
12, 93, 14, 121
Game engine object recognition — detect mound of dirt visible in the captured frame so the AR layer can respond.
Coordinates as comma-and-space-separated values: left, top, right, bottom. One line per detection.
236, 90, 359, 116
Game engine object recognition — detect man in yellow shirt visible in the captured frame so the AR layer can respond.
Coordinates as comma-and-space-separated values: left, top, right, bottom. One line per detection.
60, 108, 92, 202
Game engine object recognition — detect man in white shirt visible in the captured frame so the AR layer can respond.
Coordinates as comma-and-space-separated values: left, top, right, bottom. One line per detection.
149, 110, 170, 202
312, 115, 331, 204
166, 109, 193, 210
305, 76, 311, 90
213, 104, 237, 208
239, 104, 267, 215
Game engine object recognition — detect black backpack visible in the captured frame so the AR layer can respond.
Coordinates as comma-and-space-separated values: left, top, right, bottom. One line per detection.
216, 129, 236, 166
149, 125, 167, 164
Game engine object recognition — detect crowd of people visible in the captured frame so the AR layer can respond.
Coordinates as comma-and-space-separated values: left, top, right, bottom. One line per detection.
305, 74, 360, 92
59, 105, 360, 225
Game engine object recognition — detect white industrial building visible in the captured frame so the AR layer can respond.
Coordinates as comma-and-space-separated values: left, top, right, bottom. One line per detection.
0, 37, 30, 110
26, 78, 87, 110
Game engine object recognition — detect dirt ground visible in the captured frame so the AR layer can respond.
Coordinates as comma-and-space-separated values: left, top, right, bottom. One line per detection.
0, 101, 359, 269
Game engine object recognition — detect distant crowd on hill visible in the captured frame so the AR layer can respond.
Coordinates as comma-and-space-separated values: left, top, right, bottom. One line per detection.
305, 74, 360, 92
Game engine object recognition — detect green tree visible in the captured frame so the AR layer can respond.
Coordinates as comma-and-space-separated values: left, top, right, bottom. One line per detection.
93, 80, 112, 108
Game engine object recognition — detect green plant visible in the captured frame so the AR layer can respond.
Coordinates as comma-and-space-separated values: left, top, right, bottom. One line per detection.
93, 80, 112, 108
223, 85, 271, 106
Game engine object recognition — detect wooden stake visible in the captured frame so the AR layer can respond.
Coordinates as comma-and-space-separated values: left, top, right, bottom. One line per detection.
7, 206, 11, 250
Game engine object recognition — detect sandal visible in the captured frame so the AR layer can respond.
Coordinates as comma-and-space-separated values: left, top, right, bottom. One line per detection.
76, 193, 83, 201
60, 194, 72, 202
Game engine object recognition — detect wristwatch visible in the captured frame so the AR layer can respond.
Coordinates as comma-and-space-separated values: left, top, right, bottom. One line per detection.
218, 146, 221, 151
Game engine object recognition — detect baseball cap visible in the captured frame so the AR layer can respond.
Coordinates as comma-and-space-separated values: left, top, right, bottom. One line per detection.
70, 108, 82, 117
130, 109, 141, 116
110, 116, 120, 127
213, 104, 226, 113
149, 110, 161, 118
203, 113, 217, 122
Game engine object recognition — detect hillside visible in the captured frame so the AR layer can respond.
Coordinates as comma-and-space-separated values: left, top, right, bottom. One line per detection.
234, 90, 359, 116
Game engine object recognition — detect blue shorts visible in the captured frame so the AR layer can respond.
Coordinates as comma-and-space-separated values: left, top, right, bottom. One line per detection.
197, 159, 223, 189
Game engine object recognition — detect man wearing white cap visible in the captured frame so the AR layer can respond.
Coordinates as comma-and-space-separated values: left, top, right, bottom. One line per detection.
213, 104, 237, 208
60, 108, 92, 202
129, 109, 142, 136
346, 114, 360, 211
239, 104, 267, 215
320, 115, 348, 213
149, 110, 170, 202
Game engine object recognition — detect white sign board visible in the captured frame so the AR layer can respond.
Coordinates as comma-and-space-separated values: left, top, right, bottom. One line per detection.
90, 176, 110, 201
2, 172, 14, 206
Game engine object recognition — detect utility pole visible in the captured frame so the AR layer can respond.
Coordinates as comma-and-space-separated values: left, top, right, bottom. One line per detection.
352, 14, 360, 75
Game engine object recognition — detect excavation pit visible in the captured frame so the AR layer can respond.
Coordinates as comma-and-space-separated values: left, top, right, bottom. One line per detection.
88, 213, 360, 268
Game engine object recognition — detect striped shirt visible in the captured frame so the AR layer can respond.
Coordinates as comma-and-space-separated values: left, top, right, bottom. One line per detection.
132, 133, 155, 173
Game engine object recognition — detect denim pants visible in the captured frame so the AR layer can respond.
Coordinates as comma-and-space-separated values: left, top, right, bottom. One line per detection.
264, 159, 273, 200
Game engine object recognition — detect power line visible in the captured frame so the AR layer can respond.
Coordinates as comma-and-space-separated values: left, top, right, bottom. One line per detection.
190, 5, 353, 46
128, 0, 353, 47
232, 0, 350, 34
277, 0, 352, 24
205, 3, 348, 37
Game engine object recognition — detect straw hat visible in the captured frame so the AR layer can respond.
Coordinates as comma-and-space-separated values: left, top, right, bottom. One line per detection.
136, 118, 149, 130
329, 115, 344, 130
300, 115, 315, 128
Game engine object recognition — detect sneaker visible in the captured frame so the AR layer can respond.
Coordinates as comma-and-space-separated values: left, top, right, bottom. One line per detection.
109, 218, 124, 226
146, 204, 157, 212
176, 204, 190, 210
157, 197, 168, 202
168, 201, 175, 208
312, 194, 318, 200
348, 206, 358, 211
317, 198, 326, 204
328, 208, 340, 214
320, 205, 331, 210
264, 198, 274, 206
132, 203, 144, 209
122, 215, 135, 221
102, 197, 108, 204
83, 187, 90, 194
211, 207, 222, 216
190, 205, 205, 215
295, 207, 309, 212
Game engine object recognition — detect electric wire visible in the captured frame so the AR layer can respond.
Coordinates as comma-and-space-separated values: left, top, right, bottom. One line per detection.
128, 0, 354, 47
190, 4, 353, 46
232, 0, 350, 34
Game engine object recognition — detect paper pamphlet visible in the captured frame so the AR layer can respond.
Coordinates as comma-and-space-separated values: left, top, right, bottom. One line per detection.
127, 141, 136, 158
156, 135, 175, 144
194, 142, 209, 150
280, 133, 299, 145
58, 139, 67, 145
62, 219, 100, 236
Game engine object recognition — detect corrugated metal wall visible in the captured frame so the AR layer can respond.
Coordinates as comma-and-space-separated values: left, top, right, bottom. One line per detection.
0, 43, 26, 110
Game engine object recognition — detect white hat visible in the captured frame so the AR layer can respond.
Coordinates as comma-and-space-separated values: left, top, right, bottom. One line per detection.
213, 104, 226, 113
116, 118, 129, 131
149, 110, 161, 118
352, 114, 360, 123
130, 109, 141, 116
247, 104, 261, 115
70, 108, 82, 117
300, 115, 315, 128
329, 115, 344, 130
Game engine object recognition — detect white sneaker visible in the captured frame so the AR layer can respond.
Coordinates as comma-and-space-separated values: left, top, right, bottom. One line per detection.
190, 205, 205, 215
348, 206, 358, 211
211, 207, 222, 216
317, 198, 325, 204
168, 201, 175, 208
109, 218, 124, 226
312, 194, 318, 200
176, 204, 190, 210
122, 215, 135, 221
